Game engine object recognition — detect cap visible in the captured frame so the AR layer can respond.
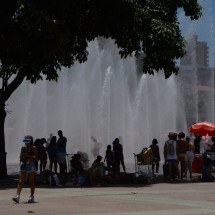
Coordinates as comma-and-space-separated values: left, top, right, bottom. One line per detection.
22, 135, 32, 144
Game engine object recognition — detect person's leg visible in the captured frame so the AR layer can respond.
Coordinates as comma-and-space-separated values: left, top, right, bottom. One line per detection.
43, 160, 47, 172
54, 159, 58, 173
188, 161, 192, 178
39, 160, 42, 173
180, 161, 185, 178
120, 157, 126, 173
173, 160, 179, 180
152, 162, 155, 175
49, 158, 53, 171
183, 159, 187, 178
113, 159, 120, 174
28, 172, 36, 197
178, 156, 183, 179
155, 161, 159, 173
17, 171, 26, 195
12, 171, 26, 203
168, 161, 173, 179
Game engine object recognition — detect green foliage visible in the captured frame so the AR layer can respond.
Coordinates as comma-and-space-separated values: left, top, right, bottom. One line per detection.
0, 0, 202, 84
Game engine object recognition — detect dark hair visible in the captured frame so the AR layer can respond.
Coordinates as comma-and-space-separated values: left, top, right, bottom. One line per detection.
113, 138, 119, 144
178, 132, 185, 139
97, 155, 102, 160
58, 130, 63, 135
186, 136, 190, 142
152, 139, 158, 145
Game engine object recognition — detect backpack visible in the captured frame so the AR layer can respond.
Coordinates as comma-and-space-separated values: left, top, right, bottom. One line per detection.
167, 140, 175, 155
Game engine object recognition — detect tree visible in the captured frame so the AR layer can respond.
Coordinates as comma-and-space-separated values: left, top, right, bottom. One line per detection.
0, 0, 201, 178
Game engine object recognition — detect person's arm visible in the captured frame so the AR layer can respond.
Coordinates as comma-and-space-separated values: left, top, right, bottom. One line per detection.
157, 146, 161, 161
29, 146, 38, 161
19, 147, 26, 161
164, 142, 167, 161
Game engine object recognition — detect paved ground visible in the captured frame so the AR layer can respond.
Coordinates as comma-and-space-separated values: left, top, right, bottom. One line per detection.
1, 177, 215, 215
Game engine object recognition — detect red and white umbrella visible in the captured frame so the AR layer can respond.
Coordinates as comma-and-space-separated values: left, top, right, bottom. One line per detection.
189, 121, 215, 136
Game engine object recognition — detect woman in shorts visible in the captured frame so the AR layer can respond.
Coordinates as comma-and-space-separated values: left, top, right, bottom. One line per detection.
12, 135, 38, 203
185, 136, 195, 179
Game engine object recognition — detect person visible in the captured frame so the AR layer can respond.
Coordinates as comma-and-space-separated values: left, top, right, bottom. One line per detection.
46, 133, 53, 148
201, 150, 214, 182
91, 136, 102, 159
34, 138, 47, 173
46, 136, 58, 173
164, 132, 178, 181
150, 139, 160, 175
12, 135, 38, 203
185, 136, 195, 179
87, 155, 106, 185
56, 130, 67, 175
70, 154, 84, 175
70, 154, 84, 186
194, 133, 202, 154
210, 136, 215, 151
104, 145, 114, 172
177, 132, 189, 179
41, 138, 48, 171
112, 137, 126, 173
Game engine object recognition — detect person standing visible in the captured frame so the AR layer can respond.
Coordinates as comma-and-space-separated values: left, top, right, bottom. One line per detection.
150, 139, 160, 175
91, 136, 102, 159
177, 132, 189, 179
46, 136, 58, 173
104, 145, 114, 172
12, 135, 38, 203
112, 137, 126, 173
194, 133, 202, 154
46, 133, 53, 148
164, 132, 178, 181
185, 136, 195, 179
56, 130, 67, 175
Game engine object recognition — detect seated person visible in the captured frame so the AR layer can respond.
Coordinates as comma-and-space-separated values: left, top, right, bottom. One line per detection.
87, 155, 106, 185
70, 154, 84, 175
70, 154, 84, 186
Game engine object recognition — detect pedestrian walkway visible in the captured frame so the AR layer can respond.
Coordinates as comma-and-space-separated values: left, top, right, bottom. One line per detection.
1, 180, 215, 215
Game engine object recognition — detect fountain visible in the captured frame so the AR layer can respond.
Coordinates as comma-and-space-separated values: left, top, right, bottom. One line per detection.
4, 1, 214, 170
5, 39, 187, 165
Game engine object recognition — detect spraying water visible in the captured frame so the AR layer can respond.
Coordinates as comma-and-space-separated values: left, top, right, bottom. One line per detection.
5, 39, 187, 164
5, 1, 214, 167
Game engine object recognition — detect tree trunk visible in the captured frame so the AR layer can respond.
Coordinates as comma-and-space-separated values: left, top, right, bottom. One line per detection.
0, 100, 7, 178
0, 72, 25, 178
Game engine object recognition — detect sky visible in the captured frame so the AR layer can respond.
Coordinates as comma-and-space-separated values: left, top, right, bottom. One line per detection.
178, 0, 215, 66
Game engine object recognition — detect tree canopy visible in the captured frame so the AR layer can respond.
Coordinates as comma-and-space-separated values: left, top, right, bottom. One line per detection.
0, 0, 202, 178
0, 0, 201, 87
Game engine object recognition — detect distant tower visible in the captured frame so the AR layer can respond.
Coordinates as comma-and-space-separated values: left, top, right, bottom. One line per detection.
180, 34, 209, 67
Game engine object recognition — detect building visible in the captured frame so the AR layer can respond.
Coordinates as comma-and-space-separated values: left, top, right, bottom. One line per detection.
179, 34, 214, 127
180, 34, 209, 67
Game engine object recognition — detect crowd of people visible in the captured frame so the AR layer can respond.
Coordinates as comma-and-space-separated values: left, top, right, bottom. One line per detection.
12, 130, 215, 203
12, 130, 67, 203
163, 132, 215, 182
12, 133, 127, 203
69, 137, 126, 187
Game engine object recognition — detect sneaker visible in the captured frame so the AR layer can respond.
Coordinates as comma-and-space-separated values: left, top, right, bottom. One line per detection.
28, 196, 34, 203
12, 196, 20, 203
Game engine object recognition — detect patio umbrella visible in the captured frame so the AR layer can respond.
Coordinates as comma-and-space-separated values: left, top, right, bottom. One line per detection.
189, 121, 215, 136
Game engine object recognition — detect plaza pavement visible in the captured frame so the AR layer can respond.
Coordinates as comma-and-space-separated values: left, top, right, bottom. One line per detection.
1, 178, 215, 215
